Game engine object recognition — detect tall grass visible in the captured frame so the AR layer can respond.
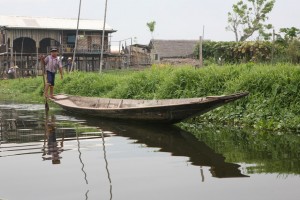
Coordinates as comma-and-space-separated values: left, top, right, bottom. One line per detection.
1, 63, 300, 131
206, 63, 300, 131
0, 77, 44, 102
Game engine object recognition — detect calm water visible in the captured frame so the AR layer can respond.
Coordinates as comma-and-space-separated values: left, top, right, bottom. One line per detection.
0, 102, 299, 200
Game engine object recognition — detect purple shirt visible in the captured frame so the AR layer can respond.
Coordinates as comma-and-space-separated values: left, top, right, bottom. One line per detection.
44, 55, 62, 73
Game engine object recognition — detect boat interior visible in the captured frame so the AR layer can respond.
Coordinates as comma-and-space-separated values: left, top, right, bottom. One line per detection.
54, 95, 208, 109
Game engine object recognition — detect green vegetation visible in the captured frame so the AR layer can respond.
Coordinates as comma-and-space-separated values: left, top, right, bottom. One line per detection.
227, 0, 275, 41
147, 20, 156, 39
195, 25, 300, 64
194, 40, 300, 64
1, 63, 300, 132
181, 123, 300, 175
0, 77, 44, 103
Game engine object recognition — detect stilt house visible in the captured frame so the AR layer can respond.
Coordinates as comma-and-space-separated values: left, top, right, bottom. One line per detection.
0, 15, 116, 76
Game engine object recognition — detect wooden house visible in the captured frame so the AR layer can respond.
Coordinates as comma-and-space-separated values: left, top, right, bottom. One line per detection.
126, 44, 151, 67
0, 15, 116, 76
149, 39, 198, 64
105, 43, 151, 70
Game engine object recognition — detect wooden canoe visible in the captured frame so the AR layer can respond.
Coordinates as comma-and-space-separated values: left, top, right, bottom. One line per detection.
50, 92, 249, 124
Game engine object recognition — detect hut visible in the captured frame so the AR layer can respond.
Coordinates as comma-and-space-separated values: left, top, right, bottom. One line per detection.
126, 44, 151, 67
0, 15, 116, 76
149, 39, 198, 65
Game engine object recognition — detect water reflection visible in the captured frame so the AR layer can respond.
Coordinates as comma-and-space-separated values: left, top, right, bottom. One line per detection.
42, 115, 63, 164
181, 123, 300, 176
76, 126, 90, 200
0, 104, 106, 155
1, 103, 299, 200
87, 119, 249, 179
0, 104, 113, 200
0, 103, 248, 179
101, 130, 113, 200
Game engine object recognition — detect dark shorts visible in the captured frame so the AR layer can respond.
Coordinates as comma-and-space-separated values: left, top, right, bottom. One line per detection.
47, 71, 56, 86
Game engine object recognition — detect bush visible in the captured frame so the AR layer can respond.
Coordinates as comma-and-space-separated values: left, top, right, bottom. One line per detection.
194, 41, 287, 64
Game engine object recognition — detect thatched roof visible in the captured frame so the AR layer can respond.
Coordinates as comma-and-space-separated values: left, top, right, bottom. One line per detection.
149, 39, 198, 58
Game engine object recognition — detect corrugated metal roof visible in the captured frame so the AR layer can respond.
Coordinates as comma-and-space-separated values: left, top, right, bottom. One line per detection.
0, 15, 115, 32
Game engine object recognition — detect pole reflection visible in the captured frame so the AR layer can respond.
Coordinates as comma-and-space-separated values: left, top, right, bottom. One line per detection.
76, 129, 90, 200
76, 128, 89, 184
101, 130, 113, 200
42, 114, 64, 164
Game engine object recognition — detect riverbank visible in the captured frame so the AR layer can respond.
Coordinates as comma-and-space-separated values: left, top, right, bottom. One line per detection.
1, 63, 300, 132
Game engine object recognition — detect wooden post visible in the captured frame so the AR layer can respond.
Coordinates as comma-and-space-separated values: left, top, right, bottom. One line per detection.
21, 37, 24, 70
199, 26, 205, 68
14, 51, 16, 66
10, 46, 13, 68
100, 0, 109, 73
199, 36, 203, 67
271, 29, 275, 64
72, 0, 82, 72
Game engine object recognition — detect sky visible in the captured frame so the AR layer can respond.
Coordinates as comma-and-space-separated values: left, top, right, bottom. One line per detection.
0, 0, 299, 46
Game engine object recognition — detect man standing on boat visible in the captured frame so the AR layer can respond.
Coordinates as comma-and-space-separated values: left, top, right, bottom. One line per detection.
41, 47, 63, 99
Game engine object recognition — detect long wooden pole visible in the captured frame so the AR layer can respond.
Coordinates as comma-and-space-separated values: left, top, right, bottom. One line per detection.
271, 29, 275, 64
199, 26, 205, 68
100, 0, 109, 73
71, 0, 82, 72
41, 58, 49, 111
199, 36, 203, 67
36, 46, 39, 77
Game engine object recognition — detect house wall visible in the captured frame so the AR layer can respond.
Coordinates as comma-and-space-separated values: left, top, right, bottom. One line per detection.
77, 35, 103, 51
7, 29, 60, 48
0, 31, 6, 53
131, 52, 151, 66
62, 31, 109, 53
150, 52, 160, 63
4, 29, 110, 52
0, 28, 114, 77
149, 40, 198, 64
0, 31, 4, 45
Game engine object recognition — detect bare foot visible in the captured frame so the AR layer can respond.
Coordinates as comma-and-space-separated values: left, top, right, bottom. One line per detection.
49, 96, 57, 99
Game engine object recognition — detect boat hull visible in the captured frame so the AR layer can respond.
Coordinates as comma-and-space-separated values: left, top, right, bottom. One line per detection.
51, 92, 249, 124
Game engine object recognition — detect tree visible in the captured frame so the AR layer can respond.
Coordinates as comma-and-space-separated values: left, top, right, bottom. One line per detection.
279, 27, 300, 42
277, 27, 300, 63
226, 0, 275, 42
147, 21, 156, 39
286, 40, 300, 63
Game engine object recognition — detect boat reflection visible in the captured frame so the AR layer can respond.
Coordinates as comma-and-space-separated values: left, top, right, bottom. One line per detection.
0, 104, 248, 180
87, 119, 249, 179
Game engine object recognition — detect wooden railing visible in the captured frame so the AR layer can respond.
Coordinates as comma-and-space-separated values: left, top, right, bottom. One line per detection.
46, 44, 110, 54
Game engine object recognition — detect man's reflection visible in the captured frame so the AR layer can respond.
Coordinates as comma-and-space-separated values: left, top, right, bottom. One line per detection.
42, 115, 63, 164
